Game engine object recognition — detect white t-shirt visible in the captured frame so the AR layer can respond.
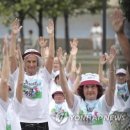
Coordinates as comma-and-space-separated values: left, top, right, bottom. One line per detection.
0, 99, 8, 130
49, 100, 73, 130
10, 67, 52, 123
0, 98, 22, 130
91, 26, 102, 38
111, 82, 130, 116
71, 95, 112, 130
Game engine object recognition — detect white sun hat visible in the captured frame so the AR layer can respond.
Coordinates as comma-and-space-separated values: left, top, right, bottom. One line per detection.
22, 49, 42, 67
54, 70, 60, 78
80, 73, 102, 87
22, 49, 41, 59
51, 86, 64, 99
116, 68, 127, 75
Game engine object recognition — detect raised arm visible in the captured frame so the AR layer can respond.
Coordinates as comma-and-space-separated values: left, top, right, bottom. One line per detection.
0, 38, 10, 101
98, 54, 109, 87
38, 37, 48, 65
112, 8, 130, 89
66, 38, 78, 74
9, 18, 22, 73
58, 47, 74, 108
105, 47, 116, 106
16, 45, 24, 103
45, 19, 55, 73
72, 63, 82, 94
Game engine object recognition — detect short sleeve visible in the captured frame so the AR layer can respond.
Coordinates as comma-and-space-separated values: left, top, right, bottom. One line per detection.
71, 95, 81, 113
11, 98, 22, 114
8, 68, 19, 90
39, 67, 52, 83
0, 98, 10, 112
96, 95, 111, 114
10, 68, 19, 81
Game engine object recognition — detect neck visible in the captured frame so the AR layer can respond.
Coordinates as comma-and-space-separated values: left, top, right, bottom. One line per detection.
85, 99, 97, 103
26, 71, 36, 76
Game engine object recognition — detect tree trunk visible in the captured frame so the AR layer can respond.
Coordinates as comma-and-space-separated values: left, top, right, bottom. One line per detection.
64, 12, 70, 54
53, 16, 57, 55
38, 9, 43, 36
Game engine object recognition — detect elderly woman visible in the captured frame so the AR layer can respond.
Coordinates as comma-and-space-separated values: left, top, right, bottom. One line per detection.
9, 19, 54, 130
58, 47, 116, 130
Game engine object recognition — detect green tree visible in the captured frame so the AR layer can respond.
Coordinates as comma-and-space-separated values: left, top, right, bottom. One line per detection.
58, 0, 85, 53
27, 0, 47, 37
0, 0, 35, 53
58, 0, 105, 53
27, 0, 61, 52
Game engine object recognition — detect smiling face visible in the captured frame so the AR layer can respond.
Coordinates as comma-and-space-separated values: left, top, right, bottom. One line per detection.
83, 84, 98, 100
53, 92, 65, 104
116, 73, 127, 84
24, 54, 38, 75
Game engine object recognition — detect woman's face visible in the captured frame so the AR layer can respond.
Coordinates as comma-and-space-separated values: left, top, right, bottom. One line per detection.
24, 54, 38, 75
53, 93, 65, 104
116, 74, 127, 84
83, 84, 98, 100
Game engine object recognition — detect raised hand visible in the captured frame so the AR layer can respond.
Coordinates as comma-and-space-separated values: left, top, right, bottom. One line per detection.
111, 9, 125, 33
107, 46, 117, 65
70, 38, 78, 48
57, 47, 65, 66
46, 19, 54, 34
11, 18, 22, 35
70, 38, 78, 56
70, 46, 78, 56
99, 54, 107, 65
38, 36, 47, 47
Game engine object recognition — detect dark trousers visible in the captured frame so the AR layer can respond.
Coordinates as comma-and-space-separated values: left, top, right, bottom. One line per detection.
21, 122, 49, 130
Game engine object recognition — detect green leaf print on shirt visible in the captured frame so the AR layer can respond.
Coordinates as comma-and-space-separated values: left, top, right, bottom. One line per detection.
79, 109, 86, 119
64, 112, 69, 117
33, 91, 42, 99
51, 108, 56, 113
23, 84, 42, 99
78, 108, 103, 125
92, 116, 103, 125
6, 124, 11, 130
51, 106, 69, 124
